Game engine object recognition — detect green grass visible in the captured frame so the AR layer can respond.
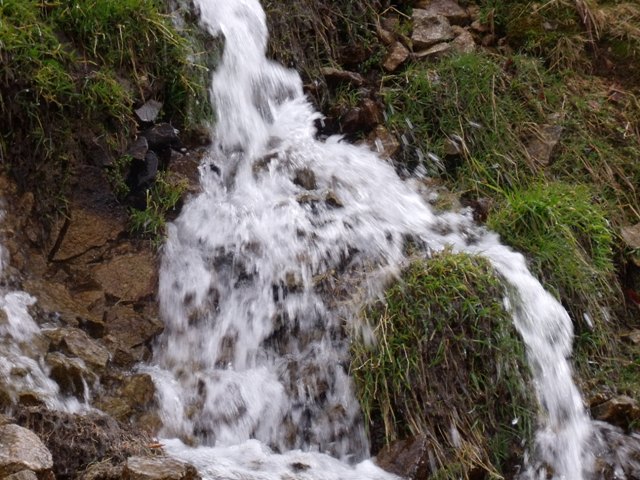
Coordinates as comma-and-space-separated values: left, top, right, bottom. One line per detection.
351, 252, 534, 478
0, 0, 210, 226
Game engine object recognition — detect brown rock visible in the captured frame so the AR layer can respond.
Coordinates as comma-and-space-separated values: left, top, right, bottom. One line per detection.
46, 352, 94, 397
53, 208, 125, 261
92, 251, 157, 301
123, 457, 200, 480
367, 125, 401, 158
0, 424, 53, 476
44, 327, 110, 369
375, 435, 431, 479
414, 0, 469, 25
591, 396, 640, 430
104, 305, 163, 352
471, 19, 491, 34
376, 23, 396, 45
383, 42, 410, 72
412, 12, 454, 49
293, 168, 317, 190
320, 67, 365, 87
481, 34, 498, 47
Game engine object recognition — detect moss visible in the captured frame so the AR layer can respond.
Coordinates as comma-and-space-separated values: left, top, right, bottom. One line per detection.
351, 252, 534, 478
488, 182, 616, 324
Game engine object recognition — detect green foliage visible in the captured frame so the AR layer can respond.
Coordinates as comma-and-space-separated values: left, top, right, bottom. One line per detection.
129, 172, 187, 245
351, 252, 533, 478
488, 182, 616, 323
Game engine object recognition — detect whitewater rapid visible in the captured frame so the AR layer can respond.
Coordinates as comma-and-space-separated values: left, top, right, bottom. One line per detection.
146, 1, 594, 479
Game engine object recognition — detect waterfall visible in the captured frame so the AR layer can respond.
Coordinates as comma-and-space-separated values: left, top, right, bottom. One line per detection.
146, 0, 593, 478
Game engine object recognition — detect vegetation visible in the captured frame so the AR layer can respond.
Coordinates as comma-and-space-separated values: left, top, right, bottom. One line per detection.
0, 0, 209, 232
351, 252, 534, 478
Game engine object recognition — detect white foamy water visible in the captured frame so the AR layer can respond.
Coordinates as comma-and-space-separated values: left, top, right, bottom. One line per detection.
0, 209, 81, 412
148, 0, 594, 478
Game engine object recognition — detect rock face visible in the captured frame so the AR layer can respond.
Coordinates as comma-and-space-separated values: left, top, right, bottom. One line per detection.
123, 457, 200, 480
91, 250, 157, 301
0, 424, 53, 476
412, 11, 454, 50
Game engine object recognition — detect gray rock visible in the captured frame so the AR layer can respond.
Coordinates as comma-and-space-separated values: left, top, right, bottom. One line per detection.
451, 29, 476, 54
127, 137, 149, 161
0, 424, 53, 476
141, 123, 180, 151
3, 470, 39, 480
412, 12, 454, 49
124, 456, 200, 480
383, 42, 410, 72
526, 124, 564, 166
135, 100, 163, 124
414, 0, 469, 25
621, 224, 640, 250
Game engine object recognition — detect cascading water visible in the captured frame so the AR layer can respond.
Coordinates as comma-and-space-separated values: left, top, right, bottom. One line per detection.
147, 0, 595, 478
0, 208, 82, 413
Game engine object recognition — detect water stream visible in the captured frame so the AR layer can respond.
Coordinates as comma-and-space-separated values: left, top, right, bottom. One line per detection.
146, 0, 595, 479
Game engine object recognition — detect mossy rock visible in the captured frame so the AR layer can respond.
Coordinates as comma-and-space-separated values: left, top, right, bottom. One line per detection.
351, 252, 534, 479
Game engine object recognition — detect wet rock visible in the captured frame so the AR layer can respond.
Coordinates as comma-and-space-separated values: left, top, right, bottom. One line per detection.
341, 98, 382, 134
52, 207, 125, 261
0, 424, 53, 476
320, 67, 365, 88
591, 396, 640, 430
135, 151, 159, 188
168, 150, 202, 194
91, 250, 156, 301
325, 191, 344, 209
451, 29, 476, 54
383, 42, 410, 72
141, 123, 180, 151
46, 352, 94, 397
135, 100, 163, 124
414, 42, 451, 60
293, 168, 317, 190
412, 12, 454, 49
123, 456, 200, 480
44, 327, 110, 369
526, 124, 564, 166
414, 0, 469, 25
375, 435, 430, 480
367, 125, 401, 158
127, 137, 149, 161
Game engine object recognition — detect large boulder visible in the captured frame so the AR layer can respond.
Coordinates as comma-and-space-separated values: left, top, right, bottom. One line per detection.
0, 424, 52, 476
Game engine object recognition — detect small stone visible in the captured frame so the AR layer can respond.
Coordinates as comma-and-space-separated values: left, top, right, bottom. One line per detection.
0, 424, 53, 476
325, 191, 343, 209
471, 19, 490, 33
451, 29, 476, 54
293, 168, 317, 190
481, 34, 498, 47
383, 42, 410, 72
4, 470, 39, 480
414, 0, 469, 25
376, 23, 396, 45
526, 124, 564, 166
127, 137, 149, 161
123, 456, 200, 480
44, 327, 110, 369
320, 67, 365, 87
621, 224, 640, 250
412, 12, 455, 49
367, 125, 401, 158
141, 123, 180, 151
591, 396, 640, 430
414, 42, 452, 60
135, 100, 163, 124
